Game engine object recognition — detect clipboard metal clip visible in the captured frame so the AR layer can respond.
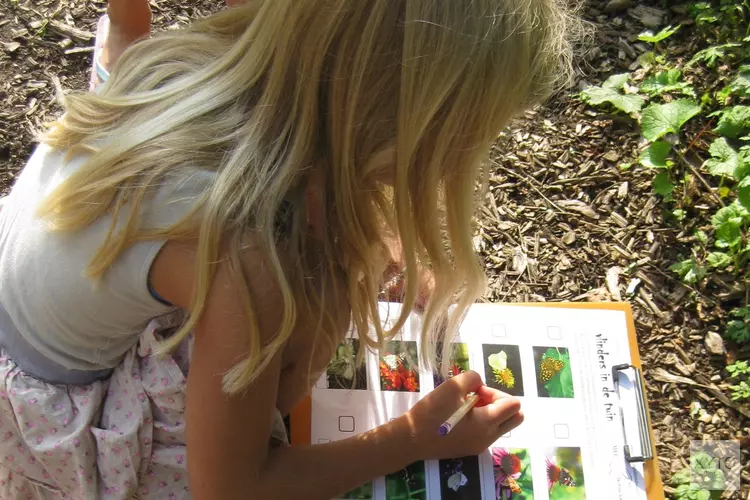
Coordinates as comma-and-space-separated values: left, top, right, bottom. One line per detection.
612, 363, 654, 464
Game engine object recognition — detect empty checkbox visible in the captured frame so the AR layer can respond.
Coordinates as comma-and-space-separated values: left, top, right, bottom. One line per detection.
339, 416, 355, 433
491, 324, 506, 338
547, 326, 562, 340
317, 438, 331, 444
554, 424, 569, 439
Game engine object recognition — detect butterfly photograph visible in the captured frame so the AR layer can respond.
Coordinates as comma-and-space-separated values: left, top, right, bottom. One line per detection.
532, 347, 574, 398
336, 481, 373, 500
438, 455, 482, 500
482, 344, 525, 397
385, 461, 427, 500
379, 341, 420, 392
492, 447, 535, 499
326, 339, 368, 390
433, 342, 470, 388
545, 447, 586, 499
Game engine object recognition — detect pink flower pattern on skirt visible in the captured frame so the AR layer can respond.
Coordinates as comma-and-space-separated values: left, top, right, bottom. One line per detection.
0, 311, 287, 499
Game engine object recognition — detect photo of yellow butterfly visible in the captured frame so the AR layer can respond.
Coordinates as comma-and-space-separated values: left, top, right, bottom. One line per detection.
533, 347, 574, 398
540, 357, 565, 382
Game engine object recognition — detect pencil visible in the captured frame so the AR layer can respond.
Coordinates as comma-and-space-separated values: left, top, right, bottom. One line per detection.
438, 393, 480, 435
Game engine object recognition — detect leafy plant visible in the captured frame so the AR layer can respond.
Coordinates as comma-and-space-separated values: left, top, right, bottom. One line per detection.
580, 74, 645, 114
727, 360, 749, 377
670, 452, 724, 500
731, 380, 750, 400
725, 306, 750, 343
703, 138, 748, 179
710, 202, 750, 270
713, 106, 750, 139
729, 65, 750, 98
639, 69, 695, 97
727, 360, 750, 401
578, 0, 750, 405
688, 43, 741, 68
670, 258, 706, 284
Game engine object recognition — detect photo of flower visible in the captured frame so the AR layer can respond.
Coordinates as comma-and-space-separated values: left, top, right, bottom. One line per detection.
327, 339, 367, 390
379, 341, 420, 392
533, 347, 574, 398
482, 344, 524, 396
433, 342, 470, 388
438, 455, 482, 499
545, 448, 585, 500
337, 482, 373, 499
385, 461, 427, 500
492, 448, 534, 499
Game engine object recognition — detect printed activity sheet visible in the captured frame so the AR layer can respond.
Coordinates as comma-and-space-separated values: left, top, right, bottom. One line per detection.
310, 303, 649, 500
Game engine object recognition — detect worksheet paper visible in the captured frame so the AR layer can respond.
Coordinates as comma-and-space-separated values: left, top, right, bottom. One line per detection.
310, 303, 648, 500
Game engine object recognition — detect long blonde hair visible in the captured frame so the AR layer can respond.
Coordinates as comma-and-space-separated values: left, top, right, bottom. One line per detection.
40, 0, 577, 393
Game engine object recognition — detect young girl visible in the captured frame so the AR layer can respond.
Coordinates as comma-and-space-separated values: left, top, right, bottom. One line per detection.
0, 0, 575, 498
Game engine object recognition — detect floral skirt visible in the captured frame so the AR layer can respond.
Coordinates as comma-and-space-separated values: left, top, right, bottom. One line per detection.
0, 312, 288, 499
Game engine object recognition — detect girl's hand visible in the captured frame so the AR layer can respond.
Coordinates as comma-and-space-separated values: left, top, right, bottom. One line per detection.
402, 370, 522, 460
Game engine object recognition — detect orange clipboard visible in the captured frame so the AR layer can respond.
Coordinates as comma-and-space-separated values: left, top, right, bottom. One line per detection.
290, 301, 665, 499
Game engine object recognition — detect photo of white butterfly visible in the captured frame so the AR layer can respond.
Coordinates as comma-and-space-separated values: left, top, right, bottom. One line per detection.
438, 456, 482, 499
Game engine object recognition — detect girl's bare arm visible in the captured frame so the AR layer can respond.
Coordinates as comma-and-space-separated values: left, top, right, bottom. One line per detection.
152, 240, 418, 499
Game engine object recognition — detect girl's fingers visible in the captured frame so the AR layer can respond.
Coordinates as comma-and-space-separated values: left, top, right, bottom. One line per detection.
475, 384, 511, 405
495, 410, 525, 437
440, 370, 483, 401
473, 396, 521, 425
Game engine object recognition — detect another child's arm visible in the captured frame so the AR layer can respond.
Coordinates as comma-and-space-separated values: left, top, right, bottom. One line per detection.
152, 241, 522, 500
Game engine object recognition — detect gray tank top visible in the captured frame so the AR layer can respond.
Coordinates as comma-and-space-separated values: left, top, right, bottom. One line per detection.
0, 144, 215, 384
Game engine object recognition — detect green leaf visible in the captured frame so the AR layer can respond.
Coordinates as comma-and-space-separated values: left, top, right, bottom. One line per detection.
673, 209, 686, 221
542, 348, 574, 398
670, 259, 705, 284
708, 469, 725, 490
738, 177, 750, 210
732, 307, 750, 321
688, 43, 741, 68
712, 201, 750, 228
707, 252, 731, 268
726, 320, 750, 343
715, 221, 742, 249
640, 69, 694, 97
691, 453, 716, 474
704, 138, 742, 179
714, 106, 750, 139
696, 230, 708, 245
581, 76, 646, 114
638, 25, 680, 44
602, 73, 630, 90
639, 140, 672, 168
671, 468, 693, 486
695, 490, 711, 500
729, 66, 750, 98
641, 100, 702, 141
653, 171, 675, 196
